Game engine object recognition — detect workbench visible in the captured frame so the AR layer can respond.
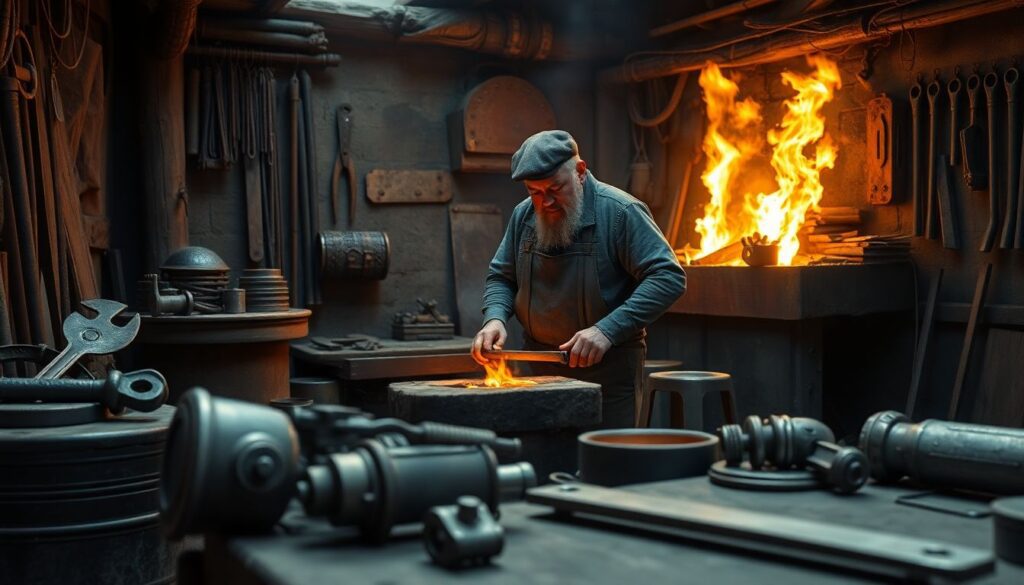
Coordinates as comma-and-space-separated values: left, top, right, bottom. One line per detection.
290, 336, 480, 381
200, 477, 1022, 584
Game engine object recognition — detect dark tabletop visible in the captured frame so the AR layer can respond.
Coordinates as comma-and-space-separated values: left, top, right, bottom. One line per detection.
212, 477, 1023, 585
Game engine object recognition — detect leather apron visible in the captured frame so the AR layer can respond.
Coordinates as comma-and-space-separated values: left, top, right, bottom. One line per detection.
513, 204, 644, 429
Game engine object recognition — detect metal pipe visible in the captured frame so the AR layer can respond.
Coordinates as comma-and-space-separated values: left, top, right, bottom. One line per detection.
602, 0, 1024, 83
649, 0, 778, 38
187, 45, 341, 67
1001, 67, 1019, 249
196, 26, 328, 54
198, 18, 325, 37
300, 71, 321, 305
289, 75, 300, 306
981, 71, 1000, 252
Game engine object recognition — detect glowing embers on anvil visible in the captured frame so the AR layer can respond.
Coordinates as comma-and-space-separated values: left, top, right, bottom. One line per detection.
464, 359, 537, 389
680, 55, 842, 266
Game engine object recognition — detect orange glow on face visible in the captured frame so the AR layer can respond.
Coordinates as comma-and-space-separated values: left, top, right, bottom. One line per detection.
692, 56, 841, 265
465, 359, 537, 389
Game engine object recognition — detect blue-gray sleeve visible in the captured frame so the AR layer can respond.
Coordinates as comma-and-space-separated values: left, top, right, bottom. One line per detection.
481, 212, 519, 325
595, 203, 686, 345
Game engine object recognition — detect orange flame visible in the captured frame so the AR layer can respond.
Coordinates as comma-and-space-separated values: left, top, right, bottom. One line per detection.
465, 359, 537, 389
692, 56, 841, 265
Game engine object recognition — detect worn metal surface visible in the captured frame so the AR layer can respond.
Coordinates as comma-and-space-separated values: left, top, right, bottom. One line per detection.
866, 95, 896, 205
528, 483, 994, 581
0, 369, 167, 414
449, 204, 503, 336
318, 230, 390, 281
365, 169, 452, 204
36, 299, 141, 379
210, 478, 1024, 585
668, 264, 914, 320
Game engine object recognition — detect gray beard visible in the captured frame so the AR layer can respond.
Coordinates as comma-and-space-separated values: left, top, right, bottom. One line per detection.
535, 180, 584, 250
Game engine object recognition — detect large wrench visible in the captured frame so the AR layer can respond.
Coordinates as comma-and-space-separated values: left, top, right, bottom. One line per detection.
35, 299, 142, 379
0, 369, 167, 414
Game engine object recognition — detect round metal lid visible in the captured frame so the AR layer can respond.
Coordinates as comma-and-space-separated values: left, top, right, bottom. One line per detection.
160, 246, 230, 272
708, 460, 821, 491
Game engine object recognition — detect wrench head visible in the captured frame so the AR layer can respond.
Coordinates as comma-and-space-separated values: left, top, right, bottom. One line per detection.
117, 370, 168, 413
63, 299, 142, 354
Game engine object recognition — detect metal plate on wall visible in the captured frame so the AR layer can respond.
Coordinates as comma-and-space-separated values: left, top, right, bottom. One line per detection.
365, 170, 453, 204
450, 204, 504, 336
867, 95, 900, 205
462, 76, 556, 154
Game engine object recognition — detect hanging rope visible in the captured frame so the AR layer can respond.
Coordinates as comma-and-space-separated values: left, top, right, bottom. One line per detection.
628, 71, 688, 128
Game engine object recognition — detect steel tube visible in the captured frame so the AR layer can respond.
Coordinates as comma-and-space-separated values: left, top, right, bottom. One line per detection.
649, 0, 778, 38
186, 46, 341, 67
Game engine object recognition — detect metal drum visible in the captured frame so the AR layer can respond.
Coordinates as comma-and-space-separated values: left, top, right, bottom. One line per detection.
319, 231, 390, 281
0, 406, 179, 585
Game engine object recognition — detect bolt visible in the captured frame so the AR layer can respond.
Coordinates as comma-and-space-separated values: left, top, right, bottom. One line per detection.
82, 329, 100, 342
253, 454, 276, 481
456, 496, 481, 524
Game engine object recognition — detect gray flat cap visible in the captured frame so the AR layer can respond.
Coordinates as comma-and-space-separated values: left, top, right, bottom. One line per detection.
510, 130, 579, 181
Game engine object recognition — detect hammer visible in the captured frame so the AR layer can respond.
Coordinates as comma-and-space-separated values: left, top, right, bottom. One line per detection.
481, 349, 568, 365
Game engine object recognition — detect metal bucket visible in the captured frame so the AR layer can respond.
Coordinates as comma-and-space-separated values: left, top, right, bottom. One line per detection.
578, 428, 719, 487
318, 231, 390, 281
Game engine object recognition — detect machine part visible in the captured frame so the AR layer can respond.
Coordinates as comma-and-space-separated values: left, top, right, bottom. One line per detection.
895, 491, 992, 519
936, 156, 961, 249
318, 231, 390, 281
866, 95, 896, 205
1002, 67, 1020, 249
161, 245, 231, 273
981, 71, 1001, 252
290, 376, 340, 404
992, 496, 1024, 565
392, 298, 454, 340
707, 460, 821, 491
365, 169, 454, 204
860, 410, 1024, 495
0, 369, 168, 414
949, 263, 992, 420
196, 25, 328, 54
719, 414, 866, 493
142, 273, 194, 317
910, 81, 924, 235
222, 288, 246, 314
528, 483, 995, 581
330, 104, 355, 226
0, 406, 178, 585
481, 349, 568, 364
925, 79, 942, 240
239, 268, 290, 312
35, 299, 142, 379
447, 76, 556, 173
269, 397, 314, 418
299, 439, 535, 542
423, 495, 505, 569
0, 344, 99, 428
961, 74, 986, 191
186, 46, 342, 67
159, 387, 300, 539
948, 75, 963, 166
577, 429, 718, 487
287, 403, 523, 459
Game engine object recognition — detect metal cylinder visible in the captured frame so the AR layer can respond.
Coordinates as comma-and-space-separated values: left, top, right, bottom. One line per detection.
860, 410, 1024, 494
301, 440, 534, 542
290, 376, 341, 404
222, 288, 246, 314
0, 407, 179, 585
159, 388, 300, 538
318, 231, 390, 281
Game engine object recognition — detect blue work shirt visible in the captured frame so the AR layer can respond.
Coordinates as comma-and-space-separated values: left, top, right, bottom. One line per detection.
482, 171, 686, 345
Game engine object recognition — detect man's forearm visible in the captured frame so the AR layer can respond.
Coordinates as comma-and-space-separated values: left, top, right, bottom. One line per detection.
595, 271, 686, 345
482, 275, 516, 324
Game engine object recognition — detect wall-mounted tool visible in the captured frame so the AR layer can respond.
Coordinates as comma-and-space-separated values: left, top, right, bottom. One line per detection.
925, 78, 943, 239
981, 70, 1001, 252
909, 81, 924, 234
936, 155, 960, 249
960, 73, 986, 191
948, 74, 963, 166
423, 496, 505, 569
35, 299, 141, 380
1001, 66, 1020, 249
330, 104, 355, 226
365, 169, 454, 204
866, 94, 899, 205
717, 414, 868, 494
861, 410, 1024, 495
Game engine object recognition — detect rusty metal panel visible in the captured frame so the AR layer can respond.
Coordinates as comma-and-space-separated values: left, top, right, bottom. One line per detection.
365, 170, 453, 204
867, 95, 901, 205
449, 204, 503, 335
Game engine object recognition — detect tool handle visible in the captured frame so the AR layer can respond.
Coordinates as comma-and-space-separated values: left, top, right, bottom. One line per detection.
481, 349, 568, 364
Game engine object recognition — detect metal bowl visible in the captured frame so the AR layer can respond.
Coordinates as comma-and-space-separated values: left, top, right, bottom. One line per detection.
578, 428, 719, 487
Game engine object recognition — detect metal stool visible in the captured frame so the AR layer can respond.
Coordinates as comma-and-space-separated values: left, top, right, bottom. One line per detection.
638, 371, 738, 432
635, 359, 683, 426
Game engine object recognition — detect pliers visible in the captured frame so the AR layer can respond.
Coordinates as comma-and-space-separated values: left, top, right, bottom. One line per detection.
330, 104, 355, 226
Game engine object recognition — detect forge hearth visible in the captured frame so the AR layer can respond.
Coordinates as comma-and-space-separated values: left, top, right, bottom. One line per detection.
389, 376, 602, 479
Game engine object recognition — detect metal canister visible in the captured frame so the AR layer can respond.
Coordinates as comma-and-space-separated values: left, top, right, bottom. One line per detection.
318, 231, 390, 281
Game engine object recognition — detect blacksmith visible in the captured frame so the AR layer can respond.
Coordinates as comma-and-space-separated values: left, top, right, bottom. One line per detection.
472, 130, 686, 427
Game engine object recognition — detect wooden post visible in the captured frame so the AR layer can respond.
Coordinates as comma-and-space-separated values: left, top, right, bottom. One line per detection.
140, 55, 189, 271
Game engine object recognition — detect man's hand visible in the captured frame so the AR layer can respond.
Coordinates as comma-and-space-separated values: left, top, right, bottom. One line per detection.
471, 319, 508, 366
559, 326, 612, 368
